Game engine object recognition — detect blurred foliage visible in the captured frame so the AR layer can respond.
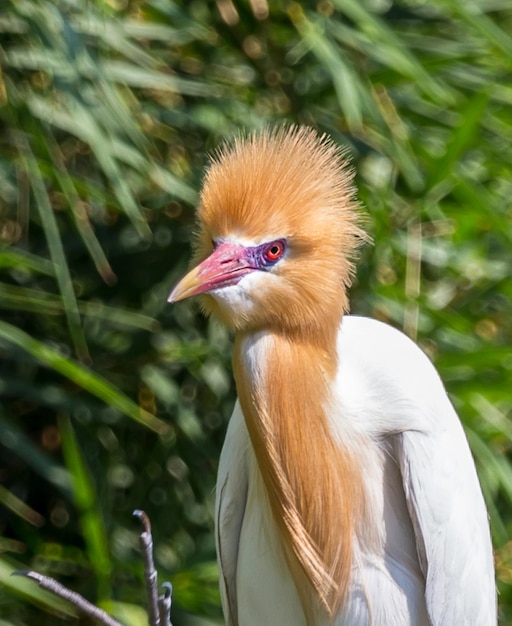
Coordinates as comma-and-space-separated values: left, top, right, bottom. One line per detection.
0, 0, 511, 624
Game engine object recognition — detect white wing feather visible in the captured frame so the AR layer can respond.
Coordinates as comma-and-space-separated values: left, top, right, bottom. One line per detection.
338, 317, 496, 625
215, 401, 248, 626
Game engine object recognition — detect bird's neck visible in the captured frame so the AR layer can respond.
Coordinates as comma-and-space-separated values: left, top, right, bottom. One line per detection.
233, 326, 365, 619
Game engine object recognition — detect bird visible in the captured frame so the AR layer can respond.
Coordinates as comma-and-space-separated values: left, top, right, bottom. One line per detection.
168, 126, 496, 626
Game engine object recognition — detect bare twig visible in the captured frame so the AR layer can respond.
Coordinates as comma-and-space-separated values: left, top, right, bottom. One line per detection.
12, 512, 174, 626
159, 582, 173, 626
133, 509, 161, 626
11, 571, 125, 626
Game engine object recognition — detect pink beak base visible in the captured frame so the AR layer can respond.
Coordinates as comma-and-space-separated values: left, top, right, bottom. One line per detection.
168, 242, 257, 303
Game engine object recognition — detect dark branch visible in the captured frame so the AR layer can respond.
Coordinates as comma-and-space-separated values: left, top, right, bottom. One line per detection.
133, 509, 161, 626
12, 570, 125, 626
13, 512, 174, 626
159, 582, 173, 626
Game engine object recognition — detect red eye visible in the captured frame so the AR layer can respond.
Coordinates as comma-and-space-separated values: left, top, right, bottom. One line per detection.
264, 240, 286, 262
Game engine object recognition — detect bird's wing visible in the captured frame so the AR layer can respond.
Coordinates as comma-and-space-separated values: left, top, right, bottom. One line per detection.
395, 424, 496, 625
215, 401, 249, 626
337, 316, 496, 625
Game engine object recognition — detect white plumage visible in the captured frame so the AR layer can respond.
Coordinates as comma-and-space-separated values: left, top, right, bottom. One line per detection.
216, 316, 495, 625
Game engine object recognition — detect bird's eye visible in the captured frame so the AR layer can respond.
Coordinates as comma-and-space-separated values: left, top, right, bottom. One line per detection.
263, 240, 286, 263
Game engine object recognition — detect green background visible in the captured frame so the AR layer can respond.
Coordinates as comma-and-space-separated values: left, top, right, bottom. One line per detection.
0, 0, 511, 623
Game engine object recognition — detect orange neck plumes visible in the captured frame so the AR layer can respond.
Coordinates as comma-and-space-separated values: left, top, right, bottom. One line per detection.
234, 327, 365, 620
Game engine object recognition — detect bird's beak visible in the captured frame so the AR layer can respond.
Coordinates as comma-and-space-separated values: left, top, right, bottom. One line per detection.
168, 242, 256, 303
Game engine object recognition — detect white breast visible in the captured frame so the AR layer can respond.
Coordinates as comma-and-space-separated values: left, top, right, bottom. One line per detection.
227, 411, 429, 626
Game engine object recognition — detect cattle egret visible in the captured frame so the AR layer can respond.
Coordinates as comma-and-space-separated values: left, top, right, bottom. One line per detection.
168, 126, 496, 626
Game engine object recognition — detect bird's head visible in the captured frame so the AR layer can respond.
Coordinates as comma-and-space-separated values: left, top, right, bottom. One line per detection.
169, 126, 367, 337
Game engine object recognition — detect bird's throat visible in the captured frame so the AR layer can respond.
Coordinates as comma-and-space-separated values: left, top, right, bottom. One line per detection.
233, 329, 365, 620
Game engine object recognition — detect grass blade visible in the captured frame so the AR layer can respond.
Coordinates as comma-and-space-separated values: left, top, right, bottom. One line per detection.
58, 413, 112, 600
426, 90, 490, 190
290, 8, 363, 129
16, 133, 89, 361
0, 485, 45, 527
0, 282, 159, 330
333, 0, 454, 103
43, 127, 117, 285
0, 321, 169, 434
